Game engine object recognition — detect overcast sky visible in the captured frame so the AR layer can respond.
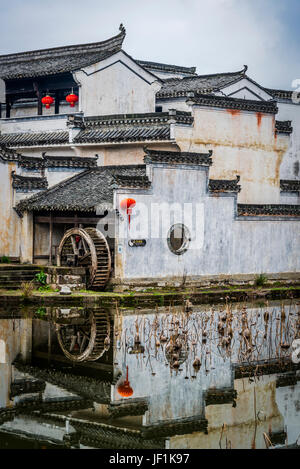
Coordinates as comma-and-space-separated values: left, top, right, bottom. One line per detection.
0, 0, 299, 89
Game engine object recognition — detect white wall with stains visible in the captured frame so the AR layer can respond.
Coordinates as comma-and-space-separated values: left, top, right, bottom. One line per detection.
115, 163, 300, 282
175, 105, 290, 204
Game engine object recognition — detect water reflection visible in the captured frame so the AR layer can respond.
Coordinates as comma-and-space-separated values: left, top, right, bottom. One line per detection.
0, 300, 299, 449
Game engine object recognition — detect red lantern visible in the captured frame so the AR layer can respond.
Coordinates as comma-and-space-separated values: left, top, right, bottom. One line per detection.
117, 366, 133, 398
41, 95, 54, 109
66, 93, 79, 107
120, 198, 136, 227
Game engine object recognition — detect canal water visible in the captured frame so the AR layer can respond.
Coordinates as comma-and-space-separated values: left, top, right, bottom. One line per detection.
0, 300, 299, 449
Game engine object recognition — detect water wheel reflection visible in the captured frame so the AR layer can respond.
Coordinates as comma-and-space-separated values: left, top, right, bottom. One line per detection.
55, 309, 111, 362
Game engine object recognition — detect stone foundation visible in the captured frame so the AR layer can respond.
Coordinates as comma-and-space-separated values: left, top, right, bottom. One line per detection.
44, 266, 86, 291
110, 272, 300, 292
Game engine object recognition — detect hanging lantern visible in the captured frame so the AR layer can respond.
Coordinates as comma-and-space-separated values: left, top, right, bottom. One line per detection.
120, 198, 136, 227
117, 366, 133, 398
41, 94, 54, 109
66, 90, 79, 107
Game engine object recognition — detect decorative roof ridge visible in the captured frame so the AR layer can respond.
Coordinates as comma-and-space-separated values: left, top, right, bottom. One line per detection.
0, 130, 70, 148
43, 154, 98, 161
141, 414, 208, 439
0, 24, 126, 65
237, 204, 300, 217
143, 147, 213, 166
162, 65, 247, 83
264, 88, 295, 100
280, 179, 300, 192
189, 94, 278, 114
209, 176, 241, 193
112, 174, 151, 189
12, 172, 48, 190
275, 120, 293, 134
0, 142, 20, 161
77, 110, 193, 127
136, 59, 197, 75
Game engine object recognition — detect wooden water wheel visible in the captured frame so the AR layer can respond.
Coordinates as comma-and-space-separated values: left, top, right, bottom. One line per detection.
57, 227, 111, 289
55, 309, 111, 362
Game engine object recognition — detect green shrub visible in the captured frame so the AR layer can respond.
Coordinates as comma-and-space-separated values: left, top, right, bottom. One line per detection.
38, 285, 52, 292
254, 273, 268, 287
0, 256, 10, 264
35, 270, 47, 286
35, 306, 46, 317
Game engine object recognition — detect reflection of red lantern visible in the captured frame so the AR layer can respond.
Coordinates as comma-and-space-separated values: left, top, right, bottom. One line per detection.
41, 95, 54, 109
117, 366, 133, 398
120, 198, 136, 227
66, 93, 78, 107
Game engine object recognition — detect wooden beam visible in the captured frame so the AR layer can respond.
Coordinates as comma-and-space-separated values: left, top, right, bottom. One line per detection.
49, 212, 53, 265
5, 100, 11, 118
54, 90, 59, 115
35, 216, 107, 224
32, 214, 36, 263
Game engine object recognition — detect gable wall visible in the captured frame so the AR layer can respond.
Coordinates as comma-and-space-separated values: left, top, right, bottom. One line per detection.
75, 52, 161, 116
174, 106, 289, 204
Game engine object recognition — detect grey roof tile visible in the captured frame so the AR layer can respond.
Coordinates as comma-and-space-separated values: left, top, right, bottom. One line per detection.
12, 173, 48, 191
189, 94, 278, 114
0, 131, 69, 147
157, 67, 248, 98
209, 176, 241, 193
16, 165, 147, 213
143, 148, 213, 166
136, 60, 196, 76
0, 26, 125, 80
280, 180, 300, 192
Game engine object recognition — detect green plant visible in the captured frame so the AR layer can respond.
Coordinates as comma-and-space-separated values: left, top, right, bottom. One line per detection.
0, 256, 10, 264
254, 273, 268, 287
38, 285, 52, 292
21, 281, 34, 298
35, 270, 47, 286
35, 306, 46, 317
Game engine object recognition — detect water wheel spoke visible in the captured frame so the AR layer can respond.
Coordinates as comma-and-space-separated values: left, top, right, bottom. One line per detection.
80, 335, 88, 353
69, 335, 77, 352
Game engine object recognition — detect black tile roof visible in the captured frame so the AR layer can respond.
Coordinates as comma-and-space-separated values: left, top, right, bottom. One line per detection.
0, 143, 19, 161
157, 67, 248, 98
18, 154, 98, 170
12, 173, 48, 191
73, 111, 193, 144
0, 131, 69, 147
16, 165, 148, 213
136, 60, 197, 76
275, 121, 293, 134
280, 180, 300, 192
143, 148, 213, 166
0, 25, 126, 80
265, 88, 300, 103
75, 126, 171, 144
79, 110, 194, 127
209, 176, 241, 193
237, 204, 300, 217
189, 94, 278, 114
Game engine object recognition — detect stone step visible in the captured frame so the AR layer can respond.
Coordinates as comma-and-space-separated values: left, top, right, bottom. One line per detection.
0, 264, 42, 271
0, 270, 41, 275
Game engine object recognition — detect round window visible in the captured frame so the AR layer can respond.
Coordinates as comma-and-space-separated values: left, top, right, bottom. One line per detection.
167, 224, 190, 255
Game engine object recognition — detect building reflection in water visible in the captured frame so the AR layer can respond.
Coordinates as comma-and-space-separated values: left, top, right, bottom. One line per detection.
0, 300, 299, 449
